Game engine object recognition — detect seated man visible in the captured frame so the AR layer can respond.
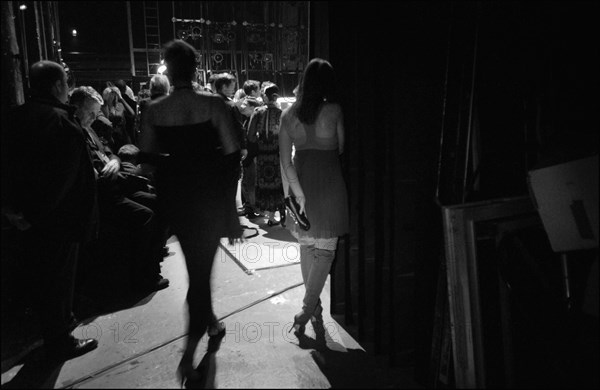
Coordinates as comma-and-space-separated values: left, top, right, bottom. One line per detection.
138, 74, 170, 122
117, 144, 144, 176
70, 86, 168, 292
118, 143, 171, 257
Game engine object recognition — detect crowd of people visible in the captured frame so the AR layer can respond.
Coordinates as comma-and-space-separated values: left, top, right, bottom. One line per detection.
1, 39, 348, 382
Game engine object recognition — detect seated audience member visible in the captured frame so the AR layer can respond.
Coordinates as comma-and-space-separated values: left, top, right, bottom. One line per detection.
116, 143, 156, 195
149, 74, 171, 100
92, 85, 131, 151
115, 79, 138, 144
138, 88, 151, 101
117, 143, 156, 190
118, 143, 169, 256
70, 86, 169, 292
117, 144, 143, 176
138, 74, 170, 124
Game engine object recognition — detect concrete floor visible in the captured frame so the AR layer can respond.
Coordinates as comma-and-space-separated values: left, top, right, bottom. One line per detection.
1, 216, 422, 388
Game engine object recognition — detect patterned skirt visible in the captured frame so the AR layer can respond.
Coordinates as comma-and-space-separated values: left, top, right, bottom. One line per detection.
255, 136, 284, 212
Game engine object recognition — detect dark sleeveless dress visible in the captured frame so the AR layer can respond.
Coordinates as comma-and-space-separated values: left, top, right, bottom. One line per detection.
286, 119, 349, 239
154, 121, 240, 239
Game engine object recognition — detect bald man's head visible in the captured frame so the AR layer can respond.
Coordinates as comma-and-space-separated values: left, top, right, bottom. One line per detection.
29, 60, 69, 103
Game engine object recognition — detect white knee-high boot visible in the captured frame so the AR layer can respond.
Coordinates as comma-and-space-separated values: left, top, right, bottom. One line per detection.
300, 248, 335, 324
299, 244, 315, 284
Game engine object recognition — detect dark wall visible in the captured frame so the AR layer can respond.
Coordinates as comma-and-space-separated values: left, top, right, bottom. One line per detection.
328, 0, 450, 379
325, 0, 599, 385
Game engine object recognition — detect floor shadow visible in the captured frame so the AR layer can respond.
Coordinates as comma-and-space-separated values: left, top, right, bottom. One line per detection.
184, 335, 223, 389
292, 326, 380, 389
1, 288, 158, 377
1, 346, 64, 389
310, 347, 379, 389
74, 288, 159, 327
261, 226, 298, 243
1, 307, 42, 374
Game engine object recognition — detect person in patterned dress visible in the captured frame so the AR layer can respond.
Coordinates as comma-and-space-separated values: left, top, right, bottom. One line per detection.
247, 84, 286, 226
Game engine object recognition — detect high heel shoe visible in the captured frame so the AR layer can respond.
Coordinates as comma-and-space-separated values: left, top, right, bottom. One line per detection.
279, 207, 286, 228
311, 304, 326, 347
207, 321, 226, 338
177, 359, 201, 388
289, 313, 306, 337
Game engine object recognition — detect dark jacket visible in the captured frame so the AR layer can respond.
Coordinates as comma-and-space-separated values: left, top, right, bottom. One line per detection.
220, 94, 247, 150
3, 93, 97, 242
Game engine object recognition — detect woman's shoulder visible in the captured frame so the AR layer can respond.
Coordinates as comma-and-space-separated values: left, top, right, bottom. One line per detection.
321, 102, 342, 114
281, 105, 296, 120
317, 102, 342, 121
150, 91, 218, 110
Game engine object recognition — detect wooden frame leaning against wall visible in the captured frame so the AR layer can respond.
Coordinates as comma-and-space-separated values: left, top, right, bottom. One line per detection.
442, 196, 538, 388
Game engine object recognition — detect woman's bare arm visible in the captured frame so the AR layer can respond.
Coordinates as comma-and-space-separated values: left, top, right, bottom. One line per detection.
279, 110, 306, 214
336, 104, 345, 155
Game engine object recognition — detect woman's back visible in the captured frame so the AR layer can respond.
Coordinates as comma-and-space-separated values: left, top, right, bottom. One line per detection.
283, 102, 342, 151
141, 87, 240, 236
280, 101, 347, 239
143, 89, 238, 157
149, 89, 216, 127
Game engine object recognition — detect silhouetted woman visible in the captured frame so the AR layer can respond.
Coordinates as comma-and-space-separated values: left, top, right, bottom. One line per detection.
138, 39, 241, 386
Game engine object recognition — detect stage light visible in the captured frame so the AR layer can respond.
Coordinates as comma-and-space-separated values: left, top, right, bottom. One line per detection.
72, 29, 77, 37
19, 4, 27, 11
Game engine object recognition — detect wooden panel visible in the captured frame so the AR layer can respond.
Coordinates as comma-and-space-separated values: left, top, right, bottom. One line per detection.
442, 196, 536, 388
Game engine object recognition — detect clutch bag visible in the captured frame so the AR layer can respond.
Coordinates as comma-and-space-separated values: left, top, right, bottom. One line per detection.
284, 196, 310, 231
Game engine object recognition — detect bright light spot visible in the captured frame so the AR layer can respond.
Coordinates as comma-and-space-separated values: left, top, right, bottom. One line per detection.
72, 29, 77, 37
277, 96, 296, 111
19, 4, 27, 11
157, 64, 167, 74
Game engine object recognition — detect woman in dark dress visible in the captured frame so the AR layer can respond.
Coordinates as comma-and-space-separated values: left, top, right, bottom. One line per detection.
138, 40, 241, 386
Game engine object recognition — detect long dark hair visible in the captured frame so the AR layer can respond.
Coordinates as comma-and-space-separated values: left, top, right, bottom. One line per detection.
295, 58, 337, 125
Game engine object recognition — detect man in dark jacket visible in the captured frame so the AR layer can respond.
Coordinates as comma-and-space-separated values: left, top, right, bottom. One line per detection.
214, 73, 247, 155
1, 60, 98, 360
213, 73, 259, 217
